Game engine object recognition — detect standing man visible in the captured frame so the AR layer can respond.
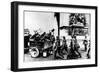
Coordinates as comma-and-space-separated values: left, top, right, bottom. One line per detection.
83, 35, 88, 51
74, 36, 81, 58
53, 36, 64, 59
53, 36, 60, 59
87, 40, 90, 58
61, 36, 68, 54
67, 35, 77, 59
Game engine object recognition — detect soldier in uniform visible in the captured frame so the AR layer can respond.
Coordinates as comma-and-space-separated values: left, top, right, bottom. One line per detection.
83, 35, 88, 51
61, 36, 68, 55
53, 36, 64, 59
67, 35, 77, 59
67, 35, 81, 59
87, 40, 90, 58
74, 36, 81, 58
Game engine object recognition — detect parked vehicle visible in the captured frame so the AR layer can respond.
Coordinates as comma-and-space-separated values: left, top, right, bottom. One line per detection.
29, 29, 55, 58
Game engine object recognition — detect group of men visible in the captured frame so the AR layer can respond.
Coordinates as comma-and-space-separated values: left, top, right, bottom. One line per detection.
53, 35, 90, 60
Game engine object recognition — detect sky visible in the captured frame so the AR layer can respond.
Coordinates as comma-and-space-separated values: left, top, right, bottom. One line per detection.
24, 11, 58, 36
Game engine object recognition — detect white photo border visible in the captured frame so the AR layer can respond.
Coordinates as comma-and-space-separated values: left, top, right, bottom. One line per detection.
18, 5, 96, 69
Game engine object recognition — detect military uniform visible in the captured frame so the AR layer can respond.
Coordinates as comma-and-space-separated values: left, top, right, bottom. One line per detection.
61, 37, 68, 54
83, 38, 88, 51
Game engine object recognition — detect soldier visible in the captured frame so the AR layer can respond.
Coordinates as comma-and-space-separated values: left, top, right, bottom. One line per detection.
67, 35, 77, 59
87, 40, 90, 58
53, 36, 60, 59
83, 35, 88, 51
53, 36, 64, 59
61, 36, 68, 55
74, 36, 81, 58
67, 35, 81, 59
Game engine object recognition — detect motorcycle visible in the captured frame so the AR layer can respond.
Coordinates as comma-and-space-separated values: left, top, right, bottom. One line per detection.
29, 29, 55, 58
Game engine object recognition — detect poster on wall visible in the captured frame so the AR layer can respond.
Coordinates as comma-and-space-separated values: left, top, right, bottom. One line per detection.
11, 1, 97, 71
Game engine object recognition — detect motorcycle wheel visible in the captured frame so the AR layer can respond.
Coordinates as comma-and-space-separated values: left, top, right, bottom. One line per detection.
29, 47, 39, 58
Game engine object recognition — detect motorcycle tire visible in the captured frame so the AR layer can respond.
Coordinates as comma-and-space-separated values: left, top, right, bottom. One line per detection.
29, 47, 39, 58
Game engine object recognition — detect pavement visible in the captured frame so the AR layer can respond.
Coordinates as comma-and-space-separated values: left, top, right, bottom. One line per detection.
24, 47, 90, 62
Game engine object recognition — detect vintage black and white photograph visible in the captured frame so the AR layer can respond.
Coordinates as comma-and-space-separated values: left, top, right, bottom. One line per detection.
24, 11, 91, 61
11, 2, 97, 71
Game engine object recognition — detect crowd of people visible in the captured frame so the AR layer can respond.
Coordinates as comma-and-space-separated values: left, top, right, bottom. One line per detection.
24, 28, 90, 60
53, 35, 90, 60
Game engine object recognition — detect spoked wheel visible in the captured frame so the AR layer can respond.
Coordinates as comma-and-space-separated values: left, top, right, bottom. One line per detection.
29, 47, 39, 58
